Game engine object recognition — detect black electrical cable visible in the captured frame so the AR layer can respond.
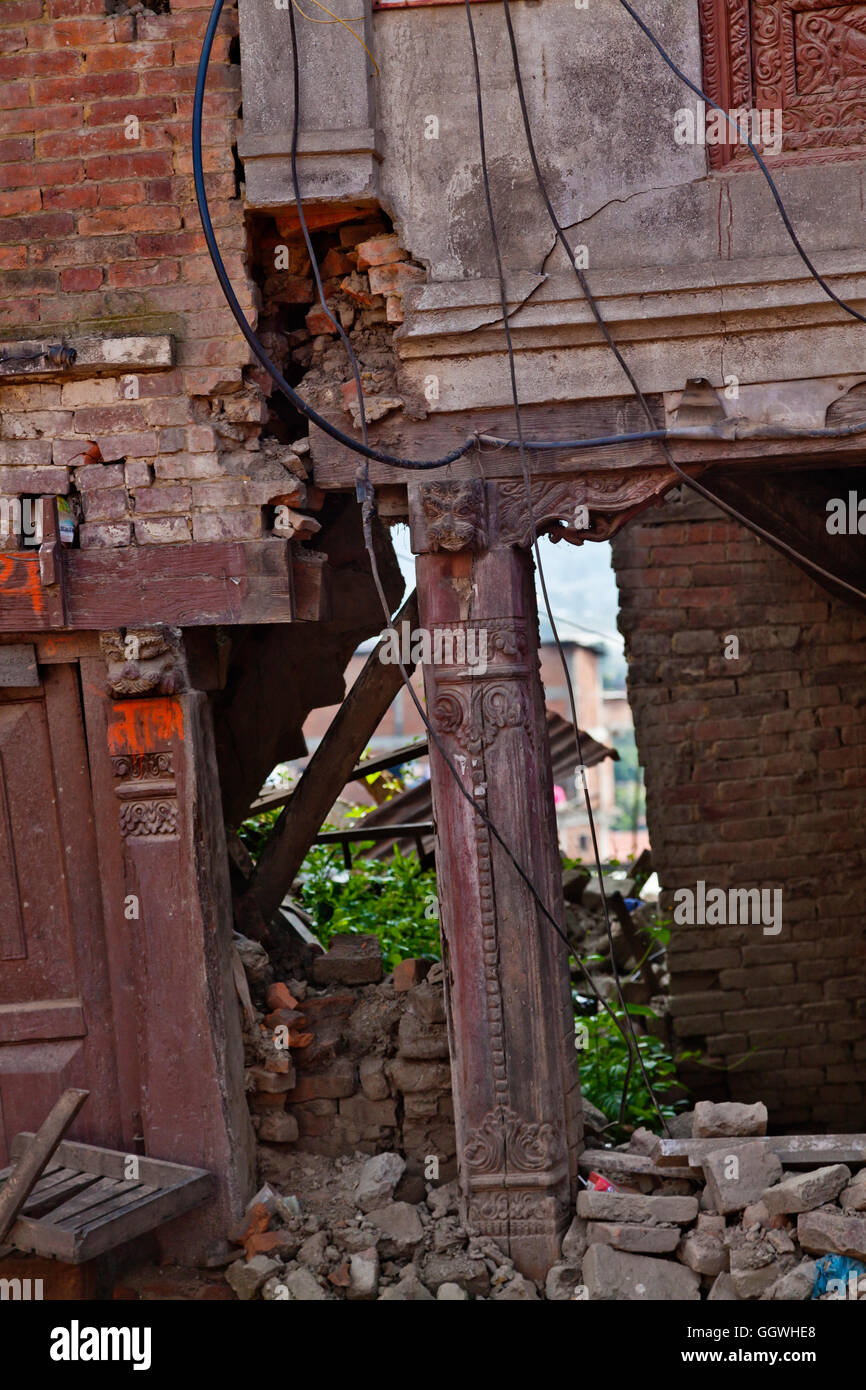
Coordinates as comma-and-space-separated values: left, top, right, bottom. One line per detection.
193, 0, 474, 470
618, 0, 866, 327
194, 0, 866, 1072
279, 4, 638, 1060
195, 0, 866, 493
498, 0, 866, 608
194, 0, 621, 1030
469, 0, 667, 1132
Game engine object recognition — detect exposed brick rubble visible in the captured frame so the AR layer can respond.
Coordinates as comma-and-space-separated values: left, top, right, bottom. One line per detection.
235, 929, 456, 1180
249, 211, 427, 450
0, 3, 423, 553
612, 492, 866, 1127
232, 929, 864, 1298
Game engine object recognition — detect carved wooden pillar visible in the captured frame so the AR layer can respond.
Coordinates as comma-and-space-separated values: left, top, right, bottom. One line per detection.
80, 626, 255, 1263
410, 482, 583, 1281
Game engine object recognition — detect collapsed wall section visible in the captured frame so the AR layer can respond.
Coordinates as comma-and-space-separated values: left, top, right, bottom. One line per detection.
612, 493, 866, 1130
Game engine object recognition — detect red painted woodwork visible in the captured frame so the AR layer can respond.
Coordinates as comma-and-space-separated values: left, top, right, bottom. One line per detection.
700, 0, 866, 167
0, 665, 122, 1168
416, 542, 582, 1280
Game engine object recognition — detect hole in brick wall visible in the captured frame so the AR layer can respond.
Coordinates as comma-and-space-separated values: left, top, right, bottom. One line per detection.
106, 0, 171, 14
231, 138, 245, 202
228, 34, 241, 64
247, 206, 425, 451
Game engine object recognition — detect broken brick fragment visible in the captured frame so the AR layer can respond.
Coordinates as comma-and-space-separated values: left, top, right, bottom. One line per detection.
367, 262, 425, 296
393, 958, 432, 992
339, 272, 378, 308
305, 304, 338, 336
266, 982, 299, 1011
355, 233, 405, 269
320, 247, 354, 278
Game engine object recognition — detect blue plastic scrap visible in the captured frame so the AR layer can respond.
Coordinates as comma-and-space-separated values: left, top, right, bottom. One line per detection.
811, 1253, 866, 1299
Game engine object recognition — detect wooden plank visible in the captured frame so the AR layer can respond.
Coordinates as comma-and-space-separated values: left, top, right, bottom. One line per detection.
652, 1134, 866, 1167
249, 589, 420, 924
21, 1172, 101, 1218
10, 1134, 212, 1190
250, 738, 429, 814
73, 1174, 214, 1263
38, 1176, 139, 1227
58, 1183, 159, 1231
0, 541, 327, 632
11, 1176, 215, 1264
0, 1161, 62, 1187
0, 1089, 89, 1243
310, 399, 665, 489
0, 1001, 86, 1044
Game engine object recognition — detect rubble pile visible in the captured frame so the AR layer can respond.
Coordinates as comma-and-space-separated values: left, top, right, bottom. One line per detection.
235, 929, 456, 1178
230, 898, 865, 1300
224, 1156, 541, 1302
577, 1101, 866, 1301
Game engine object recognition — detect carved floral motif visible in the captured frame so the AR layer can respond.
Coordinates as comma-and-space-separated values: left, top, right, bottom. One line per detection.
464, 1105, 565, 1175
496, 471, 670, 547
111, 753, 174, 781
432, 682, 526, 755
118, 800, 178, 838
700, 0, 866, 166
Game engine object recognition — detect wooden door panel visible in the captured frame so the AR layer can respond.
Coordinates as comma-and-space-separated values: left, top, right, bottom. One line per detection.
0, 665, 122, 1165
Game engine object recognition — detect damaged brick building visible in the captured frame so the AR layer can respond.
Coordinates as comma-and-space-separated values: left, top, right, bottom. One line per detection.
1, 0, 865, 1287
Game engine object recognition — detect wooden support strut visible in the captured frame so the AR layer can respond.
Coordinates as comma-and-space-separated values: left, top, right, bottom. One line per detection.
249, 589, 419, 925
0, 1088, 89, 1249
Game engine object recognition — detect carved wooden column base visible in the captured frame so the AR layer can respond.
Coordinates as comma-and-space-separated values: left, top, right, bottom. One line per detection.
412, 485, 583, 1280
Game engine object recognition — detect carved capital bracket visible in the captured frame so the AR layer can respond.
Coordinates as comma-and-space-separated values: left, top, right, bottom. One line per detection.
492, 469, 675, 549
409, 471, 674, 553
100, 625, 184, 700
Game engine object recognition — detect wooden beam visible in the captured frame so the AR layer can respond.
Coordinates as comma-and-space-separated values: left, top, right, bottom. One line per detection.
0, 542, 328, 631
248, 590, 419, 924
250, 737, 429, 814
0, 1088, 89, 1245
703, 466, 866, 612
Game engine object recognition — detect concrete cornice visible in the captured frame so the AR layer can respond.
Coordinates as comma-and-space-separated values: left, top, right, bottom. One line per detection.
394, 251, 866, 410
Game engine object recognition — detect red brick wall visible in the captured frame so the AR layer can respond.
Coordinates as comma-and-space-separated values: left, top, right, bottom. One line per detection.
612, 492, 866, 1130
0, 0, 289, 548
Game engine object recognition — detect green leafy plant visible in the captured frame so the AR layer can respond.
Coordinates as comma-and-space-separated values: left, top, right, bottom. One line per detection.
575, 1000, 695, 1140
298, 840, 441, 971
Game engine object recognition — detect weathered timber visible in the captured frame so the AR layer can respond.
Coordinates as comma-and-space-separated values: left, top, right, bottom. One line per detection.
416, 543, 582, 1281
248, 590, 419, 924
310, 399, 666, 489
310, 400, 866, 493
0, 1089, 88, 1243
0, 542, 328, 631
4, 1134, 213, 1263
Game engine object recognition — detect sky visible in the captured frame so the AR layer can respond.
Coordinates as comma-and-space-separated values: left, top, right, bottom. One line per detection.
390, 525, 624, 659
